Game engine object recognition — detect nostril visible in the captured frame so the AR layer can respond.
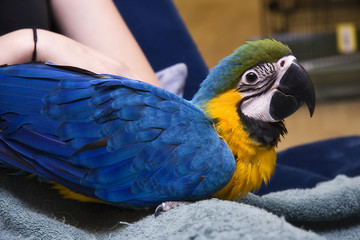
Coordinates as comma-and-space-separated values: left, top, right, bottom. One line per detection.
280, 60, 285, 67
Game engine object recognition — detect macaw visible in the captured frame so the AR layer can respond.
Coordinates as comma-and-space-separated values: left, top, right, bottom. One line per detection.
0, 39, 315, 211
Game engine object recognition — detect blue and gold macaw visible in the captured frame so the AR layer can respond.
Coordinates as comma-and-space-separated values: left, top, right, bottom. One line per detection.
0, 39, 315, 210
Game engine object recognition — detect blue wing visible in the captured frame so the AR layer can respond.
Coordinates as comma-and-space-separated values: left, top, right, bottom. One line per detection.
0, 63, 235, 209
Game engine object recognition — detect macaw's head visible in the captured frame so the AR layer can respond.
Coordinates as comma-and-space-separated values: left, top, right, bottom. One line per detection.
192, 39, 315, 147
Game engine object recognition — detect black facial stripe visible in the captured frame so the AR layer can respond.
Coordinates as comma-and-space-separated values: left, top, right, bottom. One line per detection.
242, 75, 275, 100
260, 64, 270, 74
239, 81, 269, 92
262, 65, 273, 77
238, 61, 278, 96
253, 68, 261, 76
270, 63, 276, 71
238, 72, 277, 93
240, 86, 265, 93
265, 62, 273, 72
238, 91, 263, 105
264, 65, 270, 74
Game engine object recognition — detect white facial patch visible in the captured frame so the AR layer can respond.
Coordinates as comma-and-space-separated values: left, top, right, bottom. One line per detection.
240, 90, 276, 122
238, 55, 296, 122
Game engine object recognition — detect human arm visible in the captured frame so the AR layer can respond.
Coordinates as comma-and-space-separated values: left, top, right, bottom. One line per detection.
0, 0, 161, 87
0, 29, 138, 80
50, 0, 161, 86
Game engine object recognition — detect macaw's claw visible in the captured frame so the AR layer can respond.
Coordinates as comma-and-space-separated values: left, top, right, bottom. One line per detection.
154, 201, 193, 217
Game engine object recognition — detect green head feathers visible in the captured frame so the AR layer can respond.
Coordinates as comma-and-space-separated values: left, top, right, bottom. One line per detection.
234, 39, 292, 71
191, 39, 292, 106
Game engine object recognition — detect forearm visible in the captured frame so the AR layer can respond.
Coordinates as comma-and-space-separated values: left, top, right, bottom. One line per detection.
0, 1, 162, 87
50, 0, 161, 87
0, 29, 34, 64
0, 29, 139, 80
36, 29, 136, 77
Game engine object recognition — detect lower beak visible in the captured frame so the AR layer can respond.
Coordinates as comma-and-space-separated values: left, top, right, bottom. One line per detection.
270, 60, 316, 121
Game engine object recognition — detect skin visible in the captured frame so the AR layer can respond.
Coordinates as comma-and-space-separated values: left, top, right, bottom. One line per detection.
0, 0, 161, 87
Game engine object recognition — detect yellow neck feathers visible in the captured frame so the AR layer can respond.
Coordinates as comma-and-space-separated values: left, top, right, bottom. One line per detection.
202, 89, 276, 200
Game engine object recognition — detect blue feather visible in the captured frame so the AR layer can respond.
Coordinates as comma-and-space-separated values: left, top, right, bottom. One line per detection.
2, 115, 59, 136
0, 75, 59, 90
98, 119, 126, 137
131, 144, 177, 172
59, 78, 103, 89
127, 108, 173, 130
7, 128, 74, 158
65, 137, 100, 149
173, 155, 195, 176
106, 128, 162, 149
41, 100, 93, 122
91, 111, 119, 124
20, 117, 59, 135
109, 88, 137, 98
56, 122, 102, 140
0, 140, 37, 173
0, 96, 43, 114
156, 100, 180, 112
84, 157, 134, 184
0, 139, 64, 179
1, 64, 62, 77
95, 186, 139, 203
0, 85, 48, 99
90, 90, 113, 105
89, 101, 116, 122
70, 142, 145, 168
0, 62, 236, 209
2, 116, 29, 135
143, 95, 164, 107
43, 88, 93, 104
117, 106, 145, 120
111, 92, 147, 108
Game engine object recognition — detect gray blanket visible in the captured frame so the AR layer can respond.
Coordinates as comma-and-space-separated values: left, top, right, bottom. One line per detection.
0, 169, 359, 240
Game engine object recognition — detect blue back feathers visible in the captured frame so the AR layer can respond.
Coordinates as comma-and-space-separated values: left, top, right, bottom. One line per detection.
0, 63, 235, 208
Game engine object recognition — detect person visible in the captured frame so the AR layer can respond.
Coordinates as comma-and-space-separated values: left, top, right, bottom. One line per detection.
0, 0, 162, 87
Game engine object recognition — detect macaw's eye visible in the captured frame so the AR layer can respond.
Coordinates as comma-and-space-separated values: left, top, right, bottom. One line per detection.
245, 72, 257, 83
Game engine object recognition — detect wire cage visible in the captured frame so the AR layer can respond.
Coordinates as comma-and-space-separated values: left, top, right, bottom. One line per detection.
260, 0, 360, 100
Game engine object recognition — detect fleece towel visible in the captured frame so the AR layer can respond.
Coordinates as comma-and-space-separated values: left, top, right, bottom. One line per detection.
0, 172, 322, 240
0, 137, 359, 239
1, 173, 359, 239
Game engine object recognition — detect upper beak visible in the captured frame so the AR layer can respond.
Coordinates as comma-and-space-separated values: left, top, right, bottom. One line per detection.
270, 60, 316, 121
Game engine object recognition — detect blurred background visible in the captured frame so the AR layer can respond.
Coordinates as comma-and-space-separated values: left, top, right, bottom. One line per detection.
174, 0, 360, 150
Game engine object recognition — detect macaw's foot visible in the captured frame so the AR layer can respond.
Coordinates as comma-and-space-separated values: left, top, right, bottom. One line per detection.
154, 201, 193, 217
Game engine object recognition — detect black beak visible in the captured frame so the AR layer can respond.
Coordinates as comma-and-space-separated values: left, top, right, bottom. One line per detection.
270, 60, 315, 121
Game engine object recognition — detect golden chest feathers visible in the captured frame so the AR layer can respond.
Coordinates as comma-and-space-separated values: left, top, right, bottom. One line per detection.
202, 89, 277, 200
